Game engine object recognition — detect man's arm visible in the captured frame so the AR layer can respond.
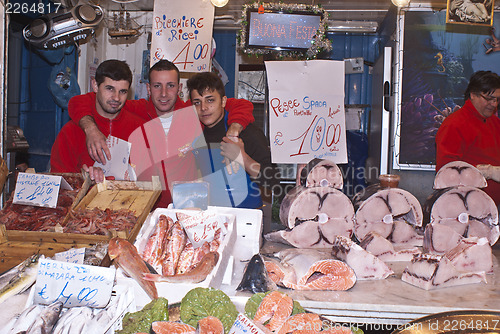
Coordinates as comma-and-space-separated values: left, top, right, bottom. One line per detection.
68, 94, 110, 164
225, 98, 254, 136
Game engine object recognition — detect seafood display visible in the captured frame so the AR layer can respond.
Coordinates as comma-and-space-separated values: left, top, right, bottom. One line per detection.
265, 249, 356, 291
0, 173, 85, 232
354, 188, 423, 246
267, 186, 354, 248
108, 237, 159, 300
433, 161, 487, 189
0, 254, 42, 305
1, 284, 134, 334
331, 235, 393, 280
429, 186, 499, 245
140, 214, 224, 279
63, 207, 137, 235
402, 237, 492, 290
244, 291, 354, 334
299, 158, 344, 189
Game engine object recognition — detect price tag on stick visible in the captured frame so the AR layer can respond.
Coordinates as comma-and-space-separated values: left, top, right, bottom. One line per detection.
34, 259, 116, 308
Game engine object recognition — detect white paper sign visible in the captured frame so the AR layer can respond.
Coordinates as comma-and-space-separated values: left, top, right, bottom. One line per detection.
13, 173, 72, 208
34, 259, 116, 308
151, 0, 214, 72
94, 135, 136, 181
179, 211, 228, 248
265, 60, 348, 164
54, 248, 86, 264
229, 313, 266, 334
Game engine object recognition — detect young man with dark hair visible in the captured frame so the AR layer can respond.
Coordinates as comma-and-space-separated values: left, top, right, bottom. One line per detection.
50, 60, 144, 181
187, 72, 277, 208
436, 70, 500, 204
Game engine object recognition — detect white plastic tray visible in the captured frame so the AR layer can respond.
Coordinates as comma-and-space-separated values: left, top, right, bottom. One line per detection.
131, 207, 237, 307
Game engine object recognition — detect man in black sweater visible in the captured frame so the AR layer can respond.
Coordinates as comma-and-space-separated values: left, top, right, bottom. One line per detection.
187, 72, 277, 208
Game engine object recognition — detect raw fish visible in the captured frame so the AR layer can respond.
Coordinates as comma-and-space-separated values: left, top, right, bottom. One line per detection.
236, 254, 278, 293
108, 237, 158, 299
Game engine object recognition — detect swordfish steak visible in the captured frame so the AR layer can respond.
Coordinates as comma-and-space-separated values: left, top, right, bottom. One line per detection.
354, 188, 423, 245
269, 186, 354, 248
430, 186, 499, 245
434, 161, 487, 189
299, 158, 343, 189
331, 235, 393, 280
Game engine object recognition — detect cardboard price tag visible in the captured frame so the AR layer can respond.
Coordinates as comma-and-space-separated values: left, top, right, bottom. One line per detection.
179, 211, 228, 248
229, 313, 266, 334
34, 259, 116, 308
13, 173, 73, 208
54, 248, 86, 264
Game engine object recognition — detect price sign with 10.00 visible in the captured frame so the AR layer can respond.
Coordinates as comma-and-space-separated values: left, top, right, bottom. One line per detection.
266, 60, 347, 164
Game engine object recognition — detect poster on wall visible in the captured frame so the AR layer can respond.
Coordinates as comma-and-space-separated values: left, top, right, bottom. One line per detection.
398, 10, 500, 167
150, 0, 214, 72
446, 0, 494, 26
265, 60, 347, 164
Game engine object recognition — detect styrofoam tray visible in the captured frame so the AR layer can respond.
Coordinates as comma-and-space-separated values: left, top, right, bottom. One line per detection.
165, 205, 263, 262
130, 207, 237, 307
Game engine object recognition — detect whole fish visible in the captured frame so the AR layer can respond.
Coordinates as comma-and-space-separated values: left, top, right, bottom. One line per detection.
143, 251, 219, 284
0, 304, 42, 334
108, 237, 158, 300
0, 254, 42, 305
25, 301, 63, 334
236, 254, 277, 294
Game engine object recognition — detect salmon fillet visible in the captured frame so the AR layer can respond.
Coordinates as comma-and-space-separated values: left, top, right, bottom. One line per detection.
198, 316, 224, 334
277, 313, 322, 334
151, 321, 196, 334
253, 291, 294, 331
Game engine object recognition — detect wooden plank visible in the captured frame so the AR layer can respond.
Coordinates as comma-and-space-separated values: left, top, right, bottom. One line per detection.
5, 230, 110, 244
86, 189, 117, 209
128, 191, 155, 214
107, 190, 137, 211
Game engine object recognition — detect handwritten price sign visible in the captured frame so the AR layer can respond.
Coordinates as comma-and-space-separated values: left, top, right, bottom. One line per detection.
179, 211, 229, 248
151, 0, 214, 72
265, 60, 347, 164
34, 259, 116, 308
13, 173, 73, 208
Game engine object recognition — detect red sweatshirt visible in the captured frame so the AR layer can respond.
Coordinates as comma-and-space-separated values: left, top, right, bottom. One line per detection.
50, 94, 145, 173
436, 99, 500, 205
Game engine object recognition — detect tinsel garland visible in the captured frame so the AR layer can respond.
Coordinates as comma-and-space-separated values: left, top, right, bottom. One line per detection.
237, 2, 332, 59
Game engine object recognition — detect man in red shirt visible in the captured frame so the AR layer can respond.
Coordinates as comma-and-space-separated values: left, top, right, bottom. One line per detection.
68, 60, 254, 207
435, 70, 500, 205
50, 60, 144, 182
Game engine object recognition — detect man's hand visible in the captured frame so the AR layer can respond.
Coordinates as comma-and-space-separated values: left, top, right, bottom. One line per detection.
82, 164, 105, 183
223, 123, 244, 174
80, 115, 111, 164
477, 164, 500, 182
220, 136, 245, 175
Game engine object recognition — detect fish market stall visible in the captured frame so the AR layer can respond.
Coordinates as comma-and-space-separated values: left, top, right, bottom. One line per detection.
225, 241, 500, 327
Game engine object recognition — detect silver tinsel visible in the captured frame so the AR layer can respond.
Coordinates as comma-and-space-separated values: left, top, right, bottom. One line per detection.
238, 2, 332, 59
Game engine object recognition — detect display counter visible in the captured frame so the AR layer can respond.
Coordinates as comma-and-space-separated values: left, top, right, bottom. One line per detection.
226, 241, 500, 326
